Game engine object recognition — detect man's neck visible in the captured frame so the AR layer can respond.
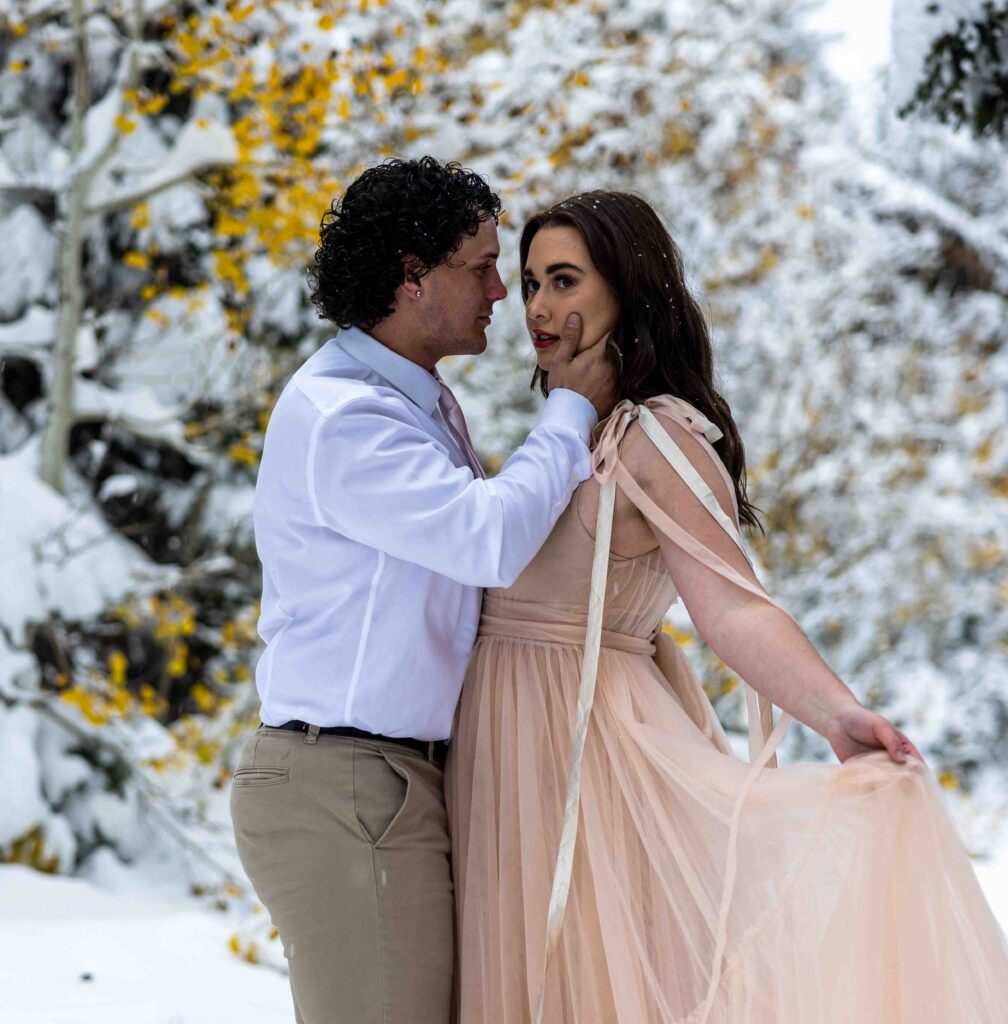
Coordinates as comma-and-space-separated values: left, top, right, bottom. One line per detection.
368, 319, 438, 373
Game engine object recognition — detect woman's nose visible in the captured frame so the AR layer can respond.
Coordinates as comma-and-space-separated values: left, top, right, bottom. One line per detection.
526, 290, 548, 320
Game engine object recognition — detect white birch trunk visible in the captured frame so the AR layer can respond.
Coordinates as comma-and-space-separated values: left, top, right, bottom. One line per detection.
37, 0, 88, 494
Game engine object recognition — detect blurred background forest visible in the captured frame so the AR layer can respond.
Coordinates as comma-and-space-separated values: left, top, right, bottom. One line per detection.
0, 0, 1006, 1002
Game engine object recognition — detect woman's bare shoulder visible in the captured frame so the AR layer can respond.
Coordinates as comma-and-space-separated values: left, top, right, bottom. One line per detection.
618, 402, 735, 520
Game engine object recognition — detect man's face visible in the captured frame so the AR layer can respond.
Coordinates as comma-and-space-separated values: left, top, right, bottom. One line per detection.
418, 219, 507, 359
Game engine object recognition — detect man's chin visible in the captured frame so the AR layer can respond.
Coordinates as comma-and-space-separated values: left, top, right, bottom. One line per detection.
465, 332, 489, 356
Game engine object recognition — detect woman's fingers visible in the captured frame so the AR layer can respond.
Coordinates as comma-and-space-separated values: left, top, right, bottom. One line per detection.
899, 732, 925, 764
876, 719, 907, 764
870, 717, 927, 765
830, 706, 925, 766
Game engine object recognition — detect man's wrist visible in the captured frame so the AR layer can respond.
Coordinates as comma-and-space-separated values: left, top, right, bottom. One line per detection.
540, 388, 598, 444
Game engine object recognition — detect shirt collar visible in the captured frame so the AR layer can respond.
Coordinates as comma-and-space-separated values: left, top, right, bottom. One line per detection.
334, 326, 441, 416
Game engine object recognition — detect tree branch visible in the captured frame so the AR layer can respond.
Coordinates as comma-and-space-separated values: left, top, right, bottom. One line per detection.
26, 693, 249, 893
83, 160, 222, 218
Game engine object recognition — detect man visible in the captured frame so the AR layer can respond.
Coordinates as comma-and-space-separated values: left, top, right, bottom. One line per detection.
230, 157, 615, 1024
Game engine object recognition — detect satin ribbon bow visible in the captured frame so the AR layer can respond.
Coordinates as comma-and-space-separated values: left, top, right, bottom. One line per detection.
592, 399, 639, 484
592, 397, 723, 484
668, 396, 724, 444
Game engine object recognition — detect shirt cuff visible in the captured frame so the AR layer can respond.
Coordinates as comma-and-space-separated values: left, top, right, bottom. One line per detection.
539, 388, 598, 444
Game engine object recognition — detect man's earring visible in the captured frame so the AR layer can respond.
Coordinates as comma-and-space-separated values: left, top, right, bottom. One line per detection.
415, 290, 422, 297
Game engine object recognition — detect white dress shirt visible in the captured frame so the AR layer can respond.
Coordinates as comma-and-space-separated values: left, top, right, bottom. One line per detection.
252, 326, 598, 740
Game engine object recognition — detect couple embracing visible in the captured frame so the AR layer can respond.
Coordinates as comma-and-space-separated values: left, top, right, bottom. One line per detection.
230, 157, 1007, 1024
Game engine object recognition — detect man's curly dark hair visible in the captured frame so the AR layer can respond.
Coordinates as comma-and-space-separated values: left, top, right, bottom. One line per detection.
308, 157, 503, 330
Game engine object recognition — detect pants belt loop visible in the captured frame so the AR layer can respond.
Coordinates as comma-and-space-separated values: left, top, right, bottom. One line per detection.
304, 723, 321, 745
426, 740, 435, 763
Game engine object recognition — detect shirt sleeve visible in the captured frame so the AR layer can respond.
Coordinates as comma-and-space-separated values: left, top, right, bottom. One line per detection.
309, 389, 597, 587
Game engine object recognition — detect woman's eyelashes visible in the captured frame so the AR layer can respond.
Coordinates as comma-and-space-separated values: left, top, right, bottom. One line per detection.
523, 274, 577, 299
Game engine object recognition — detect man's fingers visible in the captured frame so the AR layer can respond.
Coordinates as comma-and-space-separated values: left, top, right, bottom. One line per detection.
555, 313, 581, 363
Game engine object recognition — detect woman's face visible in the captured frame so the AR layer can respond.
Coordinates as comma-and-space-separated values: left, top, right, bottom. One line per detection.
523, 225, 619, 372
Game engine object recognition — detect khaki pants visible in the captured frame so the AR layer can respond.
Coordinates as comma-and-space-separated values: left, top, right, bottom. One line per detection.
230, 726, 454, 1024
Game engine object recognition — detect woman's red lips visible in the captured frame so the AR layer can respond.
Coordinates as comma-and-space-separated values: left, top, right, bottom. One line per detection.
532, 330, 560, 350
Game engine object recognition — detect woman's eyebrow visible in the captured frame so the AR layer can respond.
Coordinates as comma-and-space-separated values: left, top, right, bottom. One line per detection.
522, 262, 584, 277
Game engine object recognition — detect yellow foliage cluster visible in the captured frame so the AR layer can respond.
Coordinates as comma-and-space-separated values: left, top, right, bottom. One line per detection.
52, 591, 264, 774
143, 2, 432, 295
55, 592, 254, 733
184, 388, 278, 467
0, 827, 60, 874
58, 637, 171, 725
661, 622, 695, 646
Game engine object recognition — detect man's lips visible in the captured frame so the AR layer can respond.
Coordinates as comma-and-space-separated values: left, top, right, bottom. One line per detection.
531, 330, 560, 350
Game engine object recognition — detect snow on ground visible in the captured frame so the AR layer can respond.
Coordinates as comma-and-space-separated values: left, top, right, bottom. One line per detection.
0, 864, 290, 1024
1, 846, 1006, 1023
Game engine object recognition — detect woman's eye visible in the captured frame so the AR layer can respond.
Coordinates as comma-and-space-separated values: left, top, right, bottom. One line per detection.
555, 276, 574, 289
525, 280, 539, 294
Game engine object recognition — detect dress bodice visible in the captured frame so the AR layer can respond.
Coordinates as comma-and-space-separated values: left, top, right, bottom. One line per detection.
482, 493, 678, 649
480, 395, 738, 650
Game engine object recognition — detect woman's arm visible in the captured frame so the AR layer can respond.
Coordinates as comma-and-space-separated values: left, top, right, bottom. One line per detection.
620, 414, 921, 764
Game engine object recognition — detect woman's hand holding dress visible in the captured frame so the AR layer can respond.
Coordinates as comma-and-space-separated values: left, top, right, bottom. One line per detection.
825, 702, 923, 764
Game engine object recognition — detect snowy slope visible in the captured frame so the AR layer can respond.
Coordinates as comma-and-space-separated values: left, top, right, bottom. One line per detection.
1, 847, 1006, 1023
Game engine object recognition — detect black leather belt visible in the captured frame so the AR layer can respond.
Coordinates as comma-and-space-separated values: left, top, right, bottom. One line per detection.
267, 721, 448, 766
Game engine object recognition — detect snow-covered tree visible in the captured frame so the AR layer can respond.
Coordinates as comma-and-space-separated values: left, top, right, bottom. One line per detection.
897, 0, 1008, 139
0, 0, 438, 887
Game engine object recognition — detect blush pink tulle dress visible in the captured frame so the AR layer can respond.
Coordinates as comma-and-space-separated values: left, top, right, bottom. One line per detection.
445, 395, 1008, 1024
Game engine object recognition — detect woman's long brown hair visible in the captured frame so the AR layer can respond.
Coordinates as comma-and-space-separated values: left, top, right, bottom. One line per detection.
521, 191, 763, 533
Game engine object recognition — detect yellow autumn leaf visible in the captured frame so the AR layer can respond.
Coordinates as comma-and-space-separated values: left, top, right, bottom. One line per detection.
108, 650, 128, 688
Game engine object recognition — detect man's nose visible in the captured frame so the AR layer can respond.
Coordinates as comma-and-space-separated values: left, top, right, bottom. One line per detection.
487, 270, 507, 303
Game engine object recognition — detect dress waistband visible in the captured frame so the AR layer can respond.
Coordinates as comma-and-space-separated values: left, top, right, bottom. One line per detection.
478, 597, 656, 656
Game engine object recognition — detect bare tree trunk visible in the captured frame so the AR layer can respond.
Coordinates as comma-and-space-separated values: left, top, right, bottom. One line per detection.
34, 0, 235, 491
37, 0, 88, 494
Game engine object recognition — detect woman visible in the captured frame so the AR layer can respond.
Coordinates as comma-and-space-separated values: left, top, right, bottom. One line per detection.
445, 191, 1008, 1023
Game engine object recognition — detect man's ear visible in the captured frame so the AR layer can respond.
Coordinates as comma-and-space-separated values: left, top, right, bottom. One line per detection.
399, 255, 424, 299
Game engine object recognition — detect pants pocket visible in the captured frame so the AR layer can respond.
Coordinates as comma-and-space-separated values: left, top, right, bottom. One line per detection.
233, 766, 290, 786
352, 745, 410, 847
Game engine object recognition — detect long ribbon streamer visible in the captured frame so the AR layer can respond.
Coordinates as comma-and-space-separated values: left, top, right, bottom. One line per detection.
532, 402, 790, 1022
532, 475, 616, 1024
